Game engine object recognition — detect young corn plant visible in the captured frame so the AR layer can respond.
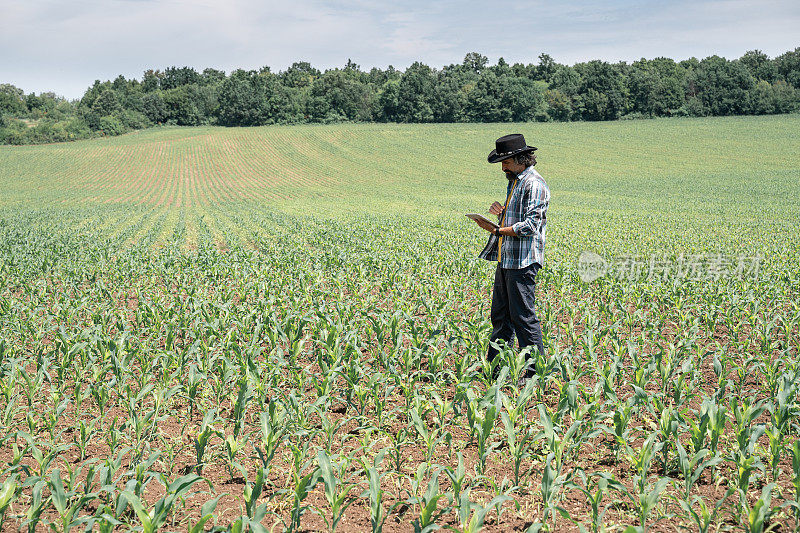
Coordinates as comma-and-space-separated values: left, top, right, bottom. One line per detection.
47, 468, 98, 533
28, 441, 70, 479
731, 396, 767, 458
370, 372, 393, 429
121, 473, 203, 533
431, 391, 453, 430
486, 476, 517, 522
1, 395, 20, 430
655, 405, 679, 473
21, 478, 48, 533
687, 403, 710, 455
88, 371, 112, 416
444, 452, 469, 505
282, 446, 319, 533
123, 452, 161, 500
361, 451, 398, 533
104, 416, 125, 454
480, 341, 510, 385
674, 441, 721, 500
224, 432, 247, 481
763, 425, 786, 484
498, 343, 532, 384
738, 483, 779, 533
450, 491, 511, 533
531, 345, 559, 400
5, 440, 28, 477
242, 467, 269, 524
0, 475, 18, 531
537, 404, 584, 474
386, 426, 412, 501
74, 419, 97, 462
501, 375, 536, 426
409, 406, 444, 469
193, 408, 221, 475
790, 440, 800, 521
231, 377, 253, 440
255, 403, 286, 477
566, 470, 626, 533
42, 394, 71, 441
538, 452, 572, 531
705, 400, 727, 479
676, 494, 729, 533
501, 411, 534, 487
315, 407, 349, 453
729, 451, 765, 504
407, 468, 449, 533
465, 390, 500, 476
764, 373, 798, 481
626, 434, 670, 532
186, 495, 222, 533
609, 398, 636, 464
184, 364, 205, 420
316, 450, 357, 533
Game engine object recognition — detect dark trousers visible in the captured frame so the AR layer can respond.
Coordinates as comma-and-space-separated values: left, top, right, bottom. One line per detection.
487, 263, 545, 371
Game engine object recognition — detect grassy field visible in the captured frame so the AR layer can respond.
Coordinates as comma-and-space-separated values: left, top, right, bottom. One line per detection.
0, 115, 799, 531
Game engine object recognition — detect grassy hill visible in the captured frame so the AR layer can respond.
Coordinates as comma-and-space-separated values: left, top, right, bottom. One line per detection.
1, 115, 798, 261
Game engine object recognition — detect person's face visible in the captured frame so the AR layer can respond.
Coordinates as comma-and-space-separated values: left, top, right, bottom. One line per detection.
501, 158, 526, 179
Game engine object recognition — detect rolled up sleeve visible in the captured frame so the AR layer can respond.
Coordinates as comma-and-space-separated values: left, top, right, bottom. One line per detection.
511, 181, 549, 236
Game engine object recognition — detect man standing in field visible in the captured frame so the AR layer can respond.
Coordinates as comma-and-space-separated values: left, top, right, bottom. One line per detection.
472, 134, 550, 381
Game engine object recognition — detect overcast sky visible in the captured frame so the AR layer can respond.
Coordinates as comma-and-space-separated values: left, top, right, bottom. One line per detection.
2, 0, 798, 99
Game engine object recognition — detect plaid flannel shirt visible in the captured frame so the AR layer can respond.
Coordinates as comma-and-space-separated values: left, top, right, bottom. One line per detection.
478, 166, 549, 269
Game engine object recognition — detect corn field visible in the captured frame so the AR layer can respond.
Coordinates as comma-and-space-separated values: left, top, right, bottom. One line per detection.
0, 116, 799, 531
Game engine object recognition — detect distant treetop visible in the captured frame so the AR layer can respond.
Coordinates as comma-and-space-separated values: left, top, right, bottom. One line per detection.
2, 48, 799, 144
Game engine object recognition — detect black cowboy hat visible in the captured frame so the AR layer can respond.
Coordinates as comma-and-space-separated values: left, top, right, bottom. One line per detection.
487, 133, 537, 163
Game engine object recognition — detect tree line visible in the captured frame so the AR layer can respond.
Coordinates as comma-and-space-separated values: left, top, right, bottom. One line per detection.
2, 49, 799, 144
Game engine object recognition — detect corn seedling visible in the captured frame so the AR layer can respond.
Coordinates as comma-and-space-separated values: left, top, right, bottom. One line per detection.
678, 446, 720, 503
450, 492, 511, 533
567, 470, 626, 533
0, 475, 18, 531
315, 450, 356, 533
407, 467, 449, 533
193, 408, 221, 475
120, 473, 202, 533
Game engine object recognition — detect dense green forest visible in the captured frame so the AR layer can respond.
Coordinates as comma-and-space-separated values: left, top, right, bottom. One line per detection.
2, 49, 799, 144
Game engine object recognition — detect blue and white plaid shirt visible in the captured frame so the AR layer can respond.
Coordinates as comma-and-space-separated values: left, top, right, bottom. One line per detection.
478, 166, 549, 269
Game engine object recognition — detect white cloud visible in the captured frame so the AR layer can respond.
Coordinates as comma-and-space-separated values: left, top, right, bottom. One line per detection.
1, 0, 797, 98
380, 10, 456, 60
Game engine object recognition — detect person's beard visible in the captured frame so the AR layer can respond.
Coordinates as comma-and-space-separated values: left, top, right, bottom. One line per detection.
504, 169, 518, 181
